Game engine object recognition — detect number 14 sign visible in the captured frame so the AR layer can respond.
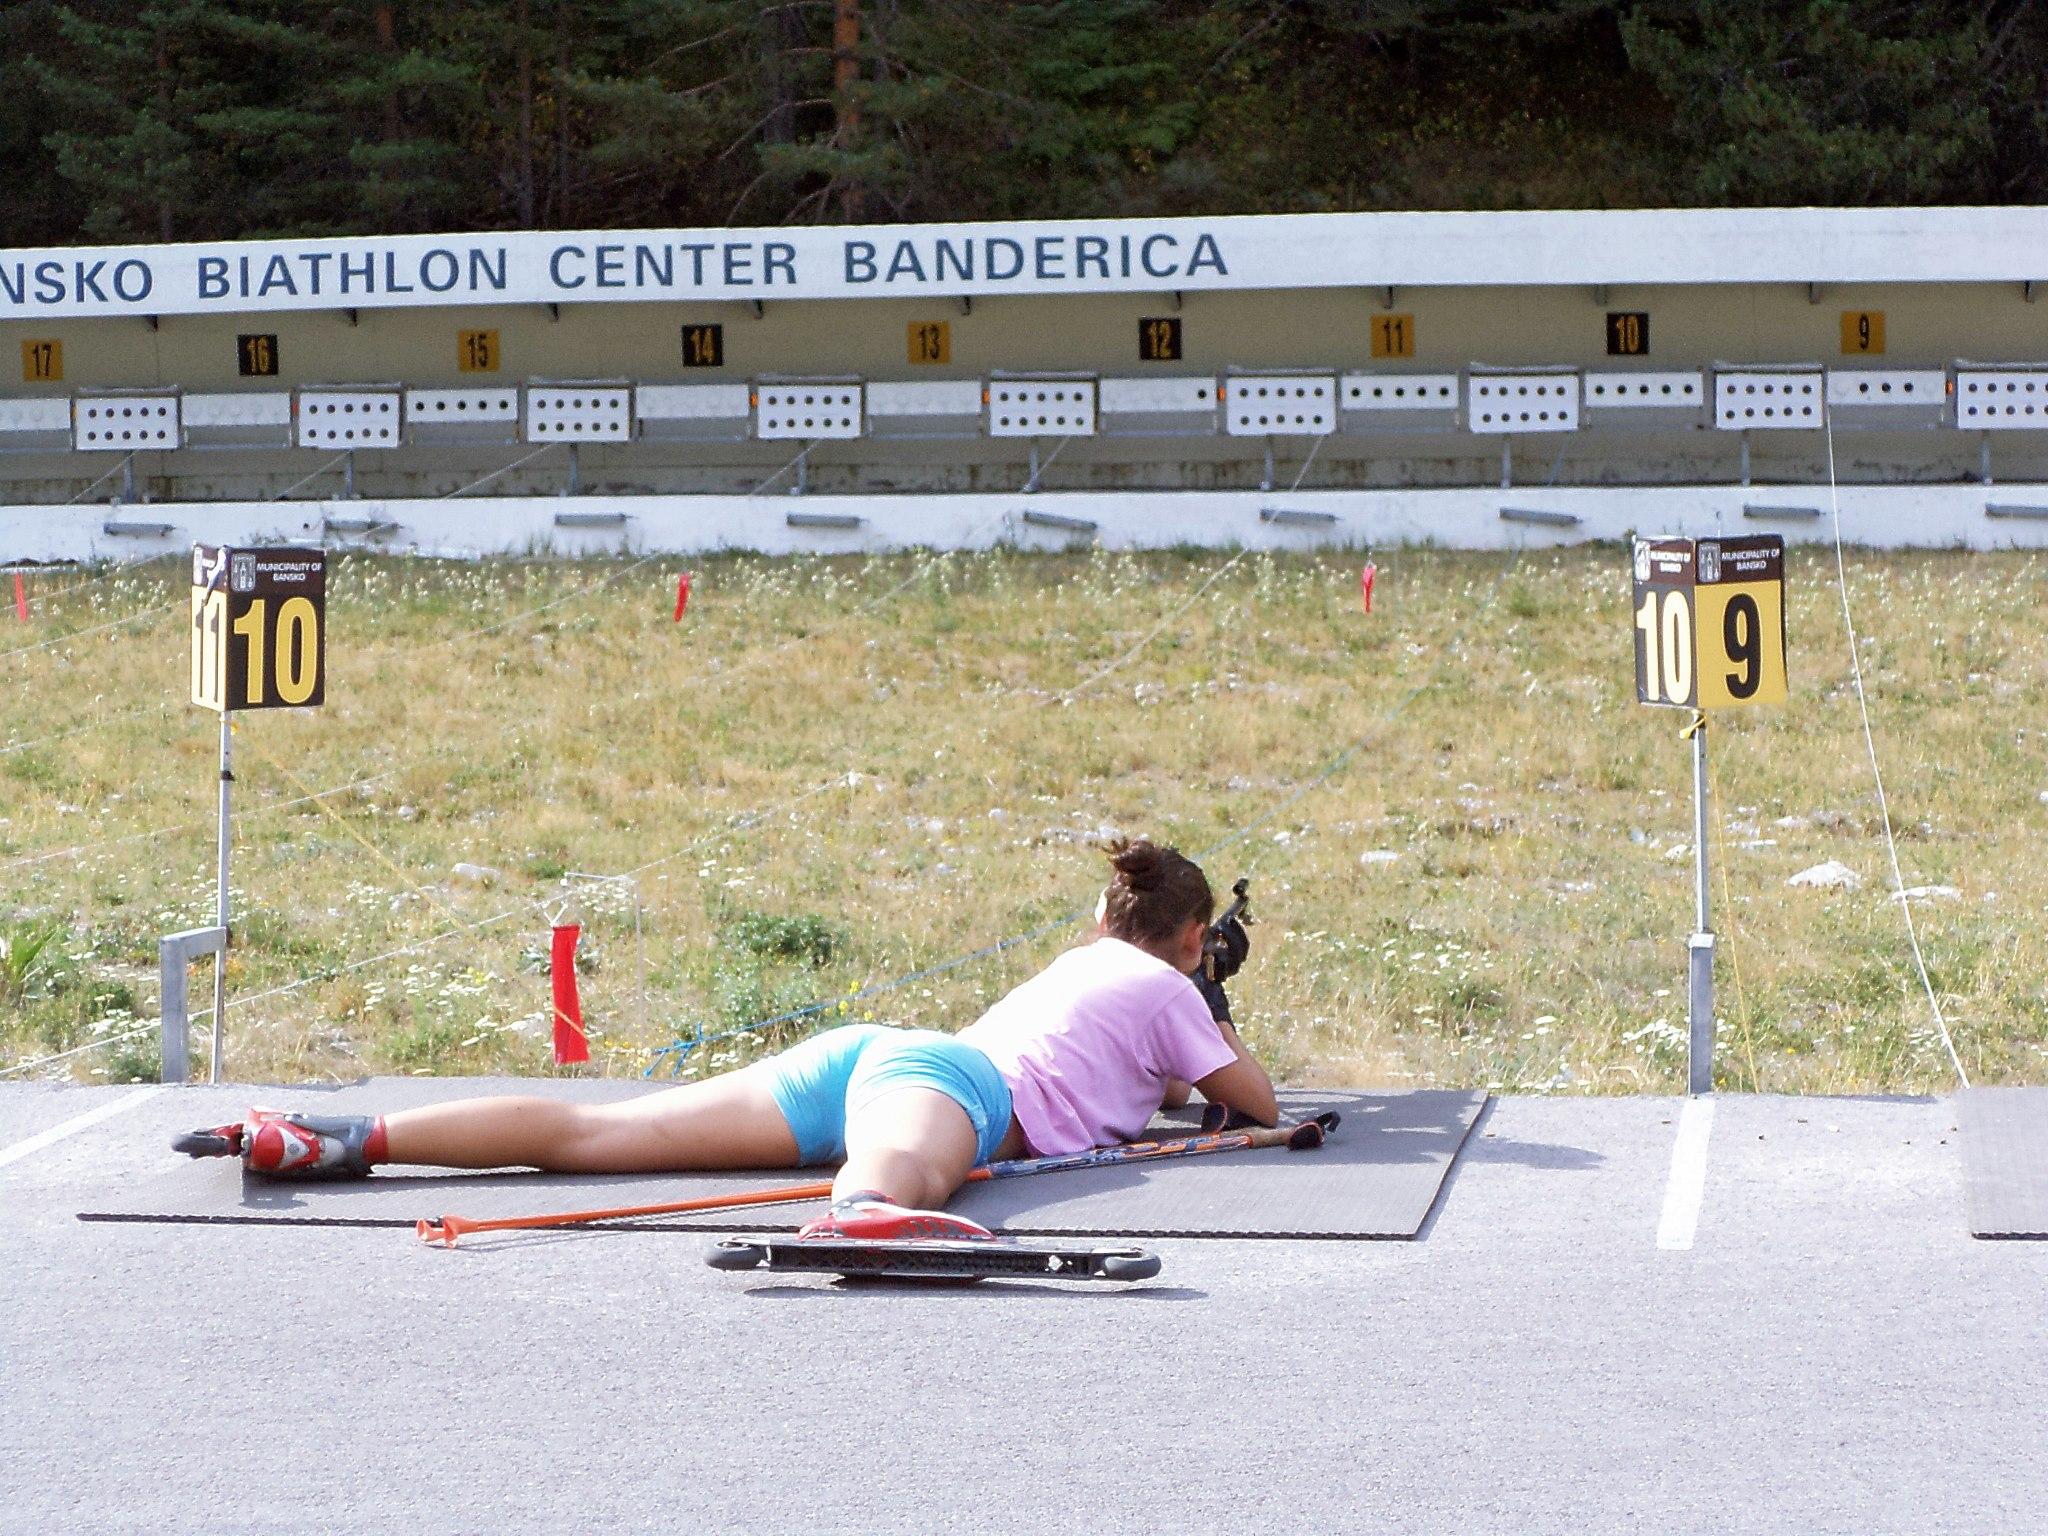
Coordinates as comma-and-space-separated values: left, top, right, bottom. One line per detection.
1632, 535, 1786, 711
191, 545, 327, 712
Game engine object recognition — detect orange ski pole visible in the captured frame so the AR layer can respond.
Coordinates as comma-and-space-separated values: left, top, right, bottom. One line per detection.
416, 1114, 1336, 1248
418, 1178, 840, 1247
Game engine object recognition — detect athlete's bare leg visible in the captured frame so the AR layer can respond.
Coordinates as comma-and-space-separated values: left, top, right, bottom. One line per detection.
834, 1086, 979, 1208
381, 1066, 802, 1172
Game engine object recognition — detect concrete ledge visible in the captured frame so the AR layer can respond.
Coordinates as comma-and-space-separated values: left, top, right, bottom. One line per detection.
6, 481, 2048, 563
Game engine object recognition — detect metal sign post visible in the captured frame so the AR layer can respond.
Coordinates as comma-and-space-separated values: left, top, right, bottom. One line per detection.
211, 711, 232, 1081
1685, 714, 1715, 1096
1632, 534, 1787, 1096
173, 544, 327, 1083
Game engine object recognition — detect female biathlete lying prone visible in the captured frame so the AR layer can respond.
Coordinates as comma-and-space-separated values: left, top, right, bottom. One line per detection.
179, 838, 1277, 1244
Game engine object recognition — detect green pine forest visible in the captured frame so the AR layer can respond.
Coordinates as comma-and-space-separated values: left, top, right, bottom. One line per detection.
0, 1, 2042, 249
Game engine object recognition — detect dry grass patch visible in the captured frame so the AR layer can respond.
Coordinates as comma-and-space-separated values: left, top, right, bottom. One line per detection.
2, 545, 2044, 1094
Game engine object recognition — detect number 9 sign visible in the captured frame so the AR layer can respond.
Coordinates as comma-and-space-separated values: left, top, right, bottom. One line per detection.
1632, 535, 1786, 712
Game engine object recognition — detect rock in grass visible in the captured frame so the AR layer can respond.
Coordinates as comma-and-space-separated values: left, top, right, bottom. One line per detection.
1788, 860, 1861, 891
1888, 884, 1961, 904
1359, 850, 1401, 867
451, 862, 501, 887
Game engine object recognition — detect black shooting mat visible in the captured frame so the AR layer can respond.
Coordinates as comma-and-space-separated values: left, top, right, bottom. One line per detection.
1958, 1087, 2048, 1239
80, 1081, 1487, 1241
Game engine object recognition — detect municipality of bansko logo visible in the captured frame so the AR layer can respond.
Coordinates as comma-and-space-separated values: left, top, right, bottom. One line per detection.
1633, 541, 1651, 581
1698, 542, 1721, 582
230, 554, 258, 592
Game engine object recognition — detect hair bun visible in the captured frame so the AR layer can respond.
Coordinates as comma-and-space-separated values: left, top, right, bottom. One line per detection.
1096, 836, 1214, 950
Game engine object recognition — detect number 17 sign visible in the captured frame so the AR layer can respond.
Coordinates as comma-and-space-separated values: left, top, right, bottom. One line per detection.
1632, 535, 1786, 711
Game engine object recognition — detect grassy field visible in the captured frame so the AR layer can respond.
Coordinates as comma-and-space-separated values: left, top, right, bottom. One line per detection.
2, 543, 2044, 1095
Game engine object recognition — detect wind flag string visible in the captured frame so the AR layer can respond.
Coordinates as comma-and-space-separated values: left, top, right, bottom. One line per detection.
1360, 562, 1376, 614
11, 572, 26, 622
550, 922, 590, 1065
673, 570, 693, 622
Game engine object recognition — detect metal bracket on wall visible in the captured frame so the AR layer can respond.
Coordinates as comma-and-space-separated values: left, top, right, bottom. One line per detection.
1018, 509, 1098, 534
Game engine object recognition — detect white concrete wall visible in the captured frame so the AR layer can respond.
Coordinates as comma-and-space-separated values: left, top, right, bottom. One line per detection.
8, 483, 2046, 565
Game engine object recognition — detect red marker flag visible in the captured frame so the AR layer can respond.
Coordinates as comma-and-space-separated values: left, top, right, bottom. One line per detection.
11, 572, 26, 622
1360, 562, 1377, 614
550, 923, 591, 1064
674, 570, 693, 621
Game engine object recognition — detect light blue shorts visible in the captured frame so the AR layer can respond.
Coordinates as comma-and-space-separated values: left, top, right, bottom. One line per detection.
757, 1023, 1013, 1168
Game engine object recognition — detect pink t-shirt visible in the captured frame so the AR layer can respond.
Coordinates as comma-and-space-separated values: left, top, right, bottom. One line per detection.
959, 936, 1239, 1155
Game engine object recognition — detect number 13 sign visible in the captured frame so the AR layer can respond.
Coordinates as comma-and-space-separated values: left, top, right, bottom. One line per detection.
1632, 535, 1786, 711
191, 545, 327, 712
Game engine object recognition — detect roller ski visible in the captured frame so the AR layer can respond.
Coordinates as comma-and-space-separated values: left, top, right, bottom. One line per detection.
707, 1191, 1160, 1282
708, 1235, 1161, 1284
171, 1108, 385, 1179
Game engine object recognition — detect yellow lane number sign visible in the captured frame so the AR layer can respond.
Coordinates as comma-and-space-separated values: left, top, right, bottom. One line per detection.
191, 545, 327, 712
1632, 535, 1786, 712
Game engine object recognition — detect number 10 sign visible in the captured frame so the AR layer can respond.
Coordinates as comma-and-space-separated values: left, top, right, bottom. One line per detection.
1632, 535, 1786, 711
190, 545, 327, 712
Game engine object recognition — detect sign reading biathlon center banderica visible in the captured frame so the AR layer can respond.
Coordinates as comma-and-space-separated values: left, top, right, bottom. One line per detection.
1632, 534, 1787, 711
190, 545, 326, 712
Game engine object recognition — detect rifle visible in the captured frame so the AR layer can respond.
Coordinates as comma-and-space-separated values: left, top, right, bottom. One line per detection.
1202, 877, 1251, 983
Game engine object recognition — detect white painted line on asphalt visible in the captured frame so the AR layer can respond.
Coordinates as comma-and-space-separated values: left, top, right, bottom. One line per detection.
0, 1084, 163, 1172
1656, 1095, 1715, 1251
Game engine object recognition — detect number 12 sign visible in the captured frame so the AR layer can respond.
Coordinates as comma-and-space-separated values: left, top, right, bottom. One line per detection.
191, 545, 327, 712
1632, 534, 1786, 711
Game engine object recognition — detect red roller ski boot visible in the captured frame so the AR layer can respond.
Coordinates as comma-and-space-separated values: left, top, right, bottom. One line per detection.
172, 1108, 385, 1180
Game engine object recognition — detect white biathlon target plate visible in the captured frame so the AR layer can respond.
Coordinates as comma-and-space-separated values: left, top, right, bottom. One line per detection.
297, 391, 403, 448
1226, 375, 1335, 436
988, 380, 1097, 437
524, 386, 633, 442
74, 395, 181, 451
1954, 369, 2048, 431
1714, 369, 1823, 430
756, 383, 863, 440
1467, 373, 1580, 434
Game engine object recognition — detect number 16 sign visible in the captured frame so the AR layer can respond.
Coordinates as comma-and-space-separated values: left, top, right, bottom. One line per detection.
1632, 535, 1786, 711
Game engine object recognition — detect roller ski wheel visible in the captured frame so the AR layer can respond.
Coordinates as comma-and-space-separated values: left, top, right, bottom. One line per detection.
708, 1235, 1162, 1284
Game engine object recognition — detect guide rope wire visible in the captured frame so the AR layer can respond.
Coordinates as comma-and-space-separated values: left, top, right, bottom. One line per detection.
1821, 405, 1970, 1089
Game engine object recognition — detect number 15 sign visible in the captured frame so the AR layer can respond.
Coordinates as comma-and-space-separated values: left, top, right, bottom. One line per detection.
191, 545, 327, 712
1632, 535, 1787, 711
